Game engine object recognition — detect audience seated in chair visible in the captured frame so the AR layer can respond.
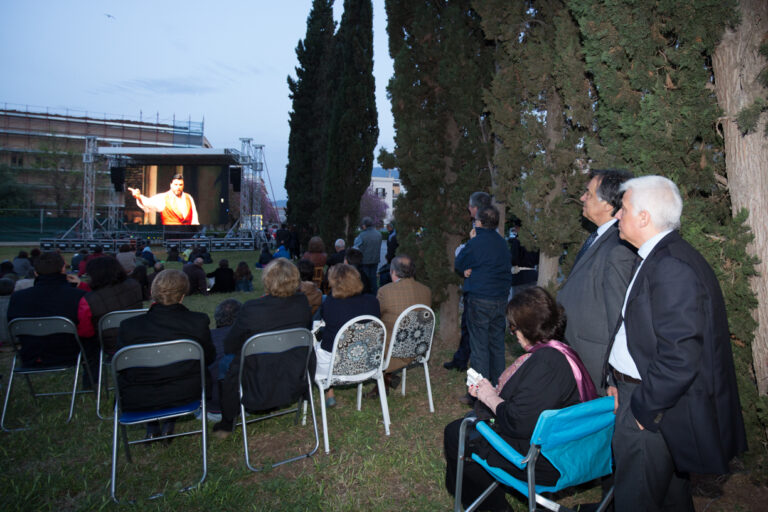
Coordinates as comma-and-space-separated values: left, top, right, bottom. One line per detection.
316, 264, 380, 407
213, 258, 312, 437
7, 251, 95, 384
297, 259, 322, 316
116, 269, 215, 438
208, 298, 242, 416
444, 287, 597, 510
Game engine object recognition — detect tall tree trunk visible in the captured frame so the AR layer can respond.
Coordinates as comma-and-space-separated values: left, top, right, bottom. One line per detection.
437, 233, 463, 351
713, 0, 768, 393
537, 252, 559, 289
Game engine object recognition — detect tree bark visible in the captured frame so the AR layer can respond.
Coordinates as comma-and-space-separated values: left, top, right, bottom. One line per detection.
436, 233, 463, 352
713, 0, 768, 393
537, 252, 559, 289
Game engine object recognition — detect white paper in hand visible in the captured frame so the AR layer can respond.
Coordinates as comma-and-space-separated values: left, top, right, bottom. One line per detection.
466, 368, 483, 387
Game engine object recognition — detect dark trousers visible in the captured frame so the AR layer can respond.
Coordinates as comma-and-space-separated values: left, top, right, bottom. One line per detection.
450, 296, 472, 366
219, 358, 241, 428
464, 295, 507, 386
444, 419, 512, 511
360, 263, 378, 295
613, 381, 694, 512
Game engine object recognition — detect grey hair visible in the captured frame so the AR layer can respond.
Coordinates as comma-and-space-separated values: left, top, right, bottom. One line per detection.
334, 238, 346, 249
469, 191, 491, 210
391, 254, 415, 279
620, 176, 682, 231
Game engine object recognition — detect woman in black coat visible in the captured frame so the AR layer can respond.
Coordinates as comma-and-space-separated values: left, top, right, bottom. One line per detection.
117, 269, 215, 438
444, 287, 596, 510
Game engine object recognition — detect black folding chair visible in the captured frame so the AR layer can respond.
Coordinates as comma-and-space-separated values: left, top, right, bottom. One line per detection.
110, 339, 207, 503
238, 328, 319, 471
1, 316, 94, 432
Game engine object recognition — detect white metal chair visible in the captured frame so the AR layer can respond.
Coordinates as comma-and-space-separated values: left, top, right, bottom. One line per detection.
238, 328, 319, 471
1, 316, 95, 431
314, 315, 389, 453
383, 304, 436, 412
110, 340, 207, 503
96, 308, 148, 420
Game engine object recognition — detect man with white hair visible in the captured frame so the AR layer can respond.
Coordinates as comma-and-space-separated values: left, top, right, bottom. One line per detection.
606, 175, 746, 511
326, 238, 347, 268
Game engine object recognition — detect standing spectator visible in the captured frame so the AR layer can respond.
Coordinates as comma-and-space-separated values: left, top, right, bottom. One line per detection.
508, 221, 539, 299
607, 176, 746, 510
344, 247, 372, 295
385, 222, 398, 263
288, 225, 300, 260
207, 259, 235, 293
183, 257, 208, 295
234, 261, 253, 292
302, 236, 328, 268
454, 205, 512, 388
557, 169, 635, 391
116, 244, 137, 274
444, 191, 492, 373
353, 217, 382, 294
275, 223, 291, 249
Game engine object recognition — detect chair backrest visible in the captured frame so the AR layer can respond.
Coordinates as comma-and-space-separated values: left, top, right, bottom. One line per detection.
238, 328, 314, 411
8, 316, 82, 358
112, 339, 204, 372
98, 309, 148, 343
384, 304, 435, 367
9, 316, 78, 344
327, 315, 386, 381
532, 396, 616, 489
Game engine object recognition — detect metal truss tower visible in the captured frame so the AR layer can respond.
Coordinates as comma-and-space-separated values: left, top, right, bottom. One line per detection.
227, 139, 266, 244
80, 136, 98, 239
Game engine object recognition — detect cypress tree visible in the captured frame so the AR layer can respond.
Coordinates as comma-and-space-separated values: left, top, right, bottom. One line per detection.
319, 0, 379, 243
474, 0, 594, 288
285, 0, 336, 240
568, 0, 757, 343
386, 0, 493, 348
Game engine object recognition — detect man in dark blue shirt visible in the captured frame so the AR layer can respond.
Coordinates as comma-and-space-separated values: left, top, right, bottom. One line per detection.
454, 205, 512, 386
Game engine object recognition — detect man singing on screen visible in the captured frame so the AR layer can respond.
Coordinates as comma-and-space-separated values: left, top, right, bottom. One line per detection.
128, 173, 199, 225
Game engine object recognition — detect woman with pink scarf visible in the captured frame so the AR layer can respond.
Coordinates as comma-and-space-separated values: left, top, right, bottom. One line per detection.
444, 286, 596, 511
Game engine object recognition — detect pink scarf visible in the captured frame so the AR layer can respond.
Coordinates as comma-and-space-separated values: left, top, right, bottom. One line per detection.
497, 340, 597, 402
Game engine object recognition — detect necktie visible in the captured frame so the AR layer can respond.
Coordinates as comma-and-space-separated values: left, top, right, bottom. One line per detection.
573, 230, 598, 266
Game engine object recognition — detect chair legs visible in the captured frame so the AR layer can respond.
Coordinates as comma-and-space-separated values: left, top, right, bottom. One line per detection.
422, 362, 434, 413
316, 382, 331, 454
376, 375, 391, 436
0, 356, 21, 432
96, 350, 113, 420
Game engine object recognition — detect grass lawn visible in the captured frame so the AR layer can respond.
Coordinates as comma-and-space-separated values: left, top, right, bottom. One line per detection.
0, 245, 606, 510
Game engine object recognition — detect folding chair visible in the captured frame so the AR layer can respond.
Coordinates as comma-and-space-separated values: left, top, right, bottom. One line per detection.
383, 304, 436, 412
1, 316, 95, 432
455, 396, 616, 512
314, 315, 389, 454
96, 308, 148, 420
110, 340, 207, 503
238, 328, 319, 471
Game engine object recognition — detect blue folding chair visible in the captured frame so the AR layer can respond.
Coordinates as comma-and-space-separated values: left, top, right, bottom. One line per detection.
238, 328, 319, 472
110, 340, 207, 503
1, 316, 95, 432
455, 396, 616, 512
95, 308, 148, 420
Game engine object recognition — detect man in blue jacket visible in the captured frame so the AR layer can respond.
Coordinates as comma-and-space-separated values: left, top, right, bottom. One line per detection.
454, 205, 512, 386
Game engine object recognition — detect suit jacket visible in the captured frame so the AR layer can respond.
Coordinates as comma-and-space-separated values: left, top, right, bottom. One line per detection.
377, 277, 432, 371
557, 223, 636, 390
620, 230, 746, 474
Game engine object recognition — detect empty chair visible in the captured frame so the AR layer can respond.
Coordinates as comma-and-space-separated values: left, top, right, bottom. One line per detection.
238, 328, 319, 471
1, 316, 94, 431
110, 340, 207, 503
314, 315, 389, 454
454, 396, 616, 512
383, 304, 436, 412
95, 308, 148, 419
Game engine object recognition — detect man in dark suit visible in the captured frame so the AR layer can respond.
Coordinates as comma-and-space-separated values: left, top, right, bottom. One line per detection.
558, 169, 636, 391
607, 176, 746, 511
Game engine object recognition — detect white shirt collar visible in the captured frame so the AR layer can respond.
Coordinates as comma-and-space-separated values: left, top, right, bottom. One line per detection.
637, 229, 673, 260
595, 218, 617, 240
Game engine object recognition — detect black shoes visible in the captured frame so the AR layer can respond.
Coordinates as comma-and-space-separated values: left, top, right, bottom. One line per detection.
443, 359, 468, 371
